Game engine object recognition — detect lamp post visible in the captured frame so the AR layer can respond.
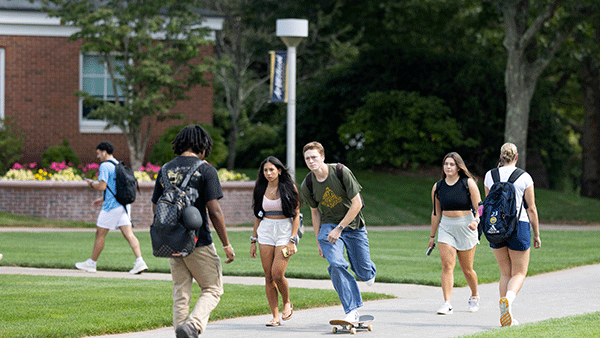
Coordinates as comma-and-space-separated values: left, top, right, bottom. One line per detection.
276, 19, 308, 180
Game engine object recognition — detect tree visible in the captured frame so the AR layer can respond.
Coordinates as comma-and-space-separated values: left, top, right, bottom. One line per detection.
495, 0, 596, 169
43, 0, 213, 169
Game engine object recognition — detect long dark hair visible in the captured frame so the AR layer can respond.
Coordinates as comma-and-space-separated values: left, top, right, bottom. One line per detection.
252, 156, 300, 218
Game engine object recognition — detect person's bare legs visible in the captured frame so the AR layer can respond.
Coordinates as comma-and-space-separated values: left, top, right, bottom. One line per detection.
457, 246, 478, 297
259, 244, 280, 325
91, 227, 110, 261
438, 242, 457, 302
119, 224, 142, 258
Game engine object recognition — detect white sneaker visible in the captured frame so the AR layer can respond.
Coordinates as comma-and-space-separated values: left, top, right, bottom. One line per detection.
499, 297, 512, 326
343, 309, 359, 324
0, 253, 3, 261
468, 296, 480, 312
365, 276, 375, 286
75, 260, 96, 273
129, 260, 148, 274
437, 302, 453, 315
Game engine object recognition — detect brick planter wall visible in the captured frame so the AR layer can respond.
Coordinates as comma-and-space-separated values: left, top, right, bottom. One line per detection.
0, 181, 255, 227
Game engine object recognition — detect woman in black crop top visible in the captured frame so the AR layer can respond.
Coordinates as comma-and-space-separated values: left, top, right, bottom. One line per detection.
429, 152, 482, 315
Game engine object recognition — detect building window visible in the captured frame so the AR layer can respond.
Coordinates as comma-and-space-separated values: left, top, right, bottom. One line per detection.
79, 54, 124, 133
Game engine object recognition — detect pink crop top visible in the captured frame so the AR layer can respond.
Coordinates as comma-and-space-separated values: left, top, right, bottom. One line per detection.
263, 196, 282, 212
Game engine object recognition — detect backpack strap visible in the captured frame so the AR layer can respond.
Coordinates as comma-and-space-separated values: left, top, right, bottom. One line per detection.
305, 171, 314, 200
336, 163, 345, 191
491, 168, 500, 184
460, 177, 476, 215
433, 180, 442, 216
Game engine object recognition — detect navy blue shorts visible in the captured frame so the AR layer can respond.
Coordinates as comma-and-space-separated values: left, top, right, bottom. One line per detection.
489, 221, 531, 251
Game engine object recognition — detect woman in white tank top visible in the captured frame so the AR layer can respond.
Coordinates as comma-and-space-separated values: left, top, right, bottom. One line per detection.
250, 156, 301, 327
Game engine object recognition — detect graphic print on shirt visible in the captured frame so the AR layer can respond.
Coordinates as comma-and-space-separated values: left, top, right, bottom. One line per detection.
321, 187, 343, 208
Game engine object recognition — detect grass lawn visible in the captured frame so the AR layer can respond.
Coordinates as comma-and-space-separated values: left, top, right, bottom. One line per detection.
461, 311, 600, 337
0, 274, 391, 338
1, 230, 599, 286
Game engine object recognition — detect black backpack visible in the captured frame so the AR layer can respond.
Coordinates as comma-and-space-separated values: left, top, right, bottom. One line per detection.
151, 160, 203, 258
104, 159, 138, 206
305, 163, 364, 208
479, 168, 527, 244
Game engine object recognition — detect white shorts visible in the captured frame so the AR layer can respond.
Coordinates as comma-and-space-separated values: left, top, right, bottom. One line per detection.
97, 205, 131, 230
438, 214, 479, 251
257, 217, 292, 247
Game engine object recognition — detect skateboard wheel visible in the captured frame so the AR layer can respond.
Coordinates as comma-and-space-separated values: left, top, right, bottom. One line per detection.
367, 325, 373, 331
332, 326, 337, 333
350, 327, 356, 334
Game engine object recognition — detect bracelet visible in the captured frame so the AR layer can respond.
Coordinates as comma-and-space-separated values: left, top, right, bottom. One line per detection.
250, 235, 258, 243
89, 181, 94, 188
430, 235, 435, 239
222, 244, 232, 249
289, 236, 299, 245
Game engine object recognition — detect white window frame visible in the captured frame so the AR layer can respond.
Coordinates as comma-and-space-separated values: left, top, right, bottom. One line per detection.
0, 48, 4, 120
79, 53, 124, 133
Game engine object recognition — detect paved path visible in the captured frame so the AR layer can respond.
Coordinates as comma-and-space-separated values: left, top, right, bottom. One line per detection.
2, 263, 600, 338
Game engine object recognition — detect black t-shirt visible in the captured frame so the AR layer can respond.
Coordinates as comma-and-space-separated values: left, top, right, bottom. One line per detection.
151, 156, 223, 247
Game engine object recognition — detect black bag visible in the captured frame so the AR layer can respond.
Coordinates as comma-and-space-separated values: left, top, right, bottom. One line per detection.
104, 160, 138, 206
479, 168, 527, 244
151, 160, 203, 257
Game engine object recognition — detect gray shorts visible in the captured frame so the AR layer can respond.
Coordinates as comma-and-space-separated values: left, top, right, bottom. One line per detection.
438, 214, 479, 251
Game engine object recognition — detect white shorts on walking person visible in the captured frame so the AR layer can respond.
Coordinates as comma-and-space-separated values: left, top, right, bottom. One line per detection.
96, 205, 131, 230
75, 141, 148, 275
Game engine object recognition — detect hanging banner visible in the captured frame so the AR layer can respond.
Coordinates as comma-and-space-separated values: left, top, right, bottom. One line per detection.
269, 50, 287, 103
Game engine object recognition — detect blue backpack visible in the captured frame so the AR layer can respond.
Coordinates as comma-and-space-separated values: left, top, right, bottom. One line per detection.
479, 168, 527, 244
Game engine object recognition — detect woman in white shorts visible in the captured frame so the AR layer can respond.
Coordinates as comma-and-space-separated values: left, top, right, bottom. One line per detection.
250, 156, 301, 327
429, 152, 482, 315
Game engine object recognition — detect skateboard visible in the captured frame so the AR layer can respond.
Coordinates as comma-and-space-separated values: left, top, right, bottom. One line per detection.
329, 315, 374, 334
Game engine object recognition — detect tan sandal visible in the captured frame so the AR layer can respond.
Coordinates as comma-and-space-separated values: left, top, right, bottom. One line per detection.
282, 303, 293, 321
266, 318, 281, 327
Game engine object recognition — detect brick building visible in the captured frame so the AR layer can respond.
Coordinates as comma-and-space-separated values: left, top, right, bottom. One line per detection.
0, 0, 223, 166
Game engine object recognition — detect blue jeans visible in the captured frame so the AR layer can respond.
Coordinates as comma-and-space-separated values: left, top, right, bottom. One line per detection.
318, 223, 377, 314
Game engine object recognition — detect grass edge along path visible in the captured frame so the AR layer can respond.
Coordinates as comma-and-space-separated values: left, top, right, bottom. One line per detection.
460, 311, 600, 338
0, 274, 393, 338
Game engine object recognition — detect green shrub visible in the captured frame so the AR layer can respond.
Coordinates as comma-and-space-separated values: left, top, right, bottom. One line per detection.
148, 124, 228, 167
0, 118, 24, 176
41, 139, 81, 168
338, 90, 467, 168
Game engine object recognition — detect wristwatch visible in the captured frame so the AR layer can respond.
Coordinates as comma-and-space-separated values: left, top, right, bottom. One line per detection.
289, 236, 299, 245
336, 224, 344, 231
250, 235, 258, 243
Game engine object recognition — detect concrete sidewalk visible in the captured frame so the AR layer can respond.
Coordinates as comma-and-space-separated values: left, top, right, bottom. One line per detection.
3, 264, 599, 338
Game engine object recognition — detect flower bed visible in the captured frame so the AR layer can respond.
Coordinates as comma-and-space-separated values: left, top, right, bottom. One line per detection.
0, 162, 254, 226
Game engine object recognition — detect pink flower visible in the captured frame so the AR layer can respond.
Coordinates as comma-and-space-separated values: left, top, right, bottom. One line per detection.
12, 163, 23, 169
29, 163, 37, 169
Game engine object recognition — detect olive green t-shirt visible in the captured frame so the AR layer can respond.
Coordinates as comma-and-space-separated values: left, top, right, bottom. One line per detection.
300, 164, 365, 229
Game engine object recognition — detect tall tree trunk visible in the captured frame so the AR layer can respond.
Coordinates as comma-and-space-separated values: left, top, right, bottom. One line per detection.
501, 0, 573, 170
504, 49, 537, 169
580, 58, 600, 198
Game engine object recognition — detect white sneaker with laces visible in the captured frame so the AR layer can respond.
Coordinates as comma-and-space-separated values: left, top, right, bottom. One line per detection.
437, 302, 453, 315
343, 309, 359, 324
365, 276, 375, 286
468, 296, 480, 312
129, 260, 148, 274
75, 260, 96, 273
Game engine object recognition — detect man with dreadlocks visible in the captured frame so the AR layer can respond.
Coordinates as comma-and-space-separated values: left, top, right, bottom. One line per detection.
152, 125, 235, 338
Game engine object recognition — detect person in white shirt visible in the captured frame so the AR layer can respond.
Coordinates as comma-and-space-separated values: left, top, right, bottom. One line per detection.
483, 143, 541, 327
